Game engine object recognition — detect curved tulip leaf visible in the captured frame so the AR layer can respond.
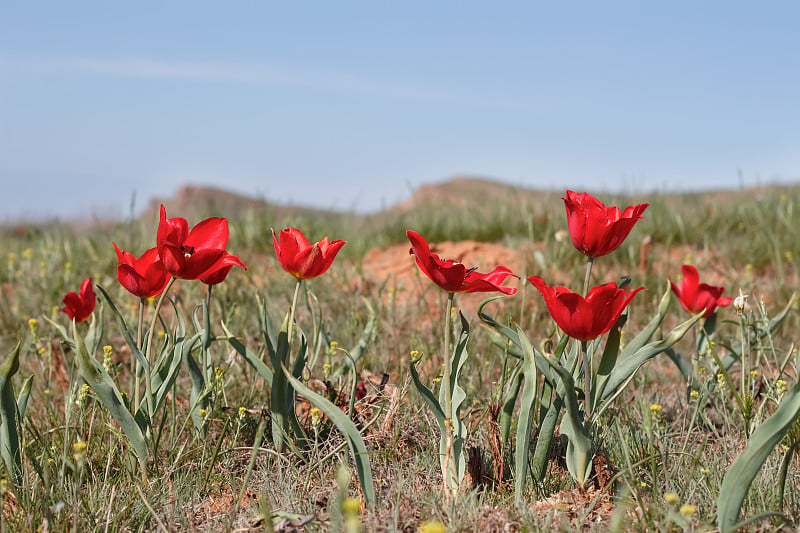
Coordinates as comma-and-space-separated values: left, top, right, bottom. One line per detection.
478, 296, 552, 375
16, 374, 33, 421
95, 285, 149, 373
620, 281, 672, 356
542, 355, 592, 486
594, 308, 703, 418
531, 393, 563, 483
222, 322, 274, 384
0, 343, 22, 485
71, 320, 149, 466
500, 368, 522, 445
513, 324, 538, 503
283, 366, 375, 509
718, 378, 800, 532
440, 313, 470, 493
332, 299, 376, 378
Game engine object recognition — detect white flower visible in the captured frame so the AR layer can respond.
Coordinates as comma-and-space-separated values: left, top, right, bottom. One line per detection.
734, 289, 750, 315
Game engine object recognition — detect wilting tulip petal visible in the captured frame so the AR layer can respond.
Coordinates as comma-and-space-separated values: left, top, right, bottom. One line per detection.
61, 277, 96, 323
670, 264, 731, 318
407, 230, 517, 295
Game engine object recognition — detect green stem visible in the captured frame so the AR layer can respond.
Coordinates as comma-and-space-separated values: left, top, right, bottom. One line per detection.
778, 438, 799, 509
143, 277, 177, 427
443, 292, 455, 420
581, 340, 590, 418
581, 257, 594, 418
582, 256, 594, 297
287, 279, 302, 347
442, 291, 455, 498
134, 298, 144, 411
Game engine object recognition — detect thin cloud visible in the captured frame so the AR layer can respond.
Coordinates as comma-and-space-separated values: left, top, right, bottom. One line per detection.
3, 53, 539, 112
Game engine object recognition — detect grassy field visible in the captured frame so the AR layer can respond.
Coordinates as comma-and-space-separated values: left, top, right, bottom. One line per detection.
1, 178, 799, 531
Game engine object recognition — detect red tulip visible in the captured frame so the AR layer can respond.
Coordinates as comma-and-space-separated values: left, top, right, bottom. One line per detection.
114, 244, 171, 299
272, 227, 345, 280
157, 205, 246, 281
407, 230, 517, 295
61, 277, 96, 323
527, 276, 643, 341
670, 264, 731, 318
564, 191, 649, 258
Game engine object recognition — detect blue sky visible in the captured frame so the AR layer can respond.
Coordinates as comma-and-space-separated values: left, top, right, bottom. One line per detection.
1, 1, 799, 221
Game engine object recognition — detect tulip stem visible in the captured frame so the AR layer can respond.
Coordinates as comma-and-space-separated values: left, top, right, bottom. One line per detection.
581, 340, 591, 418
442, 291, 456, 499
144, 276, 177, 432
134, 298, 144, 412
582, 258, 594, 418
287, 279, 302, 346
582, 256, 594, 297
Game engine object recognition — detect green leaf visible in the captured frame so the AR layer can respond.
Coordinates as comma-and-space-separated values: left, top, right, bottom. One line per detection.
718, 379, 800, 532
332, 299, 376, 378
513, 325, 538, 503
593, 307, 703, 418
71, 320, 149, 466
222, 322, 274, 384
0, 343, 22, 485
95, 285, 149, 373
284, 366, 375, 509
542, 355, 592, 486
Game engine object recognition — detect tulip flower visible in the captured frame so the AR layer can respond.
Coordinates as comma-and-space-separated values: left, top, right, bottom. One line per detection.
564, 191, 649, 258
670, 264, 731, 318
157, 205, 246, 281
113, 244, 171, 299
61, 277, 96, 323
407, 230, 517, 295
272, 227, 345, 280
527, 276, 644, 341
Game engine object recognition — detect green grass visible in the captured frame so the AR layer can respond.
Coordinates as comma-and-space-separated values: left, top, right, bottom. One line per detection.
1, 182, 799, 531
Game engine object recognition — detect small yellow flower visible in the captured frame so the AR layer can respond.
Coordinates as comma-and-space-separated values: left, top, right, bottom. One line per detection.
37, 347, 46, 356
28, 318, 38, 330
342, 496, 361, 514
679, 504, 697, 516
198, 408, 208, 416
664, 492, 680, 505
22, 248, 33, 259
690, 390, 699, 399
72, 441, 87, 462
310, 407, 322, 427
749, 370, 758, 379
697, 366, 707, 376
776, 379, 788, 395
238, 406, 247, 418
649, 404, 662, 416
700, 467, 710, 475
418, 519, 446, 533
